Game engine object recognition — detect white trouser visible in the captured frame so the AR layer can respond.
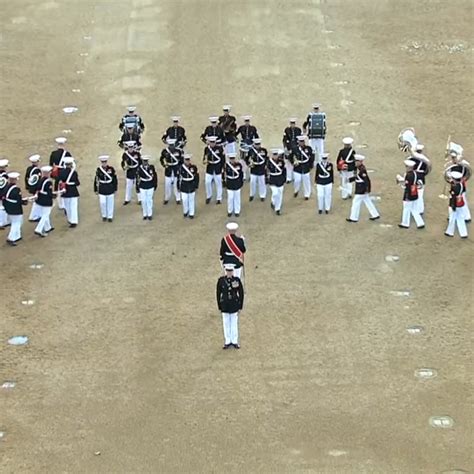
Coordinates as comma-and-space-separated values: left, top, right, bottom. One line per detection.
293, 172, 311, 198
340, 170, 354, 198
222, 312, 239, 345
250, 174, 266, 199
317, 183, 332, 211
205, 173, 223, 201
181, 192, 195, 216
416, 187, 425, 214
225, 142, 237, 155
349, 194, 380, 221
29, 202, 41, 220
240, 159, 249, 181
401, 200, 424, 227
35, 206, 52, 234
99, 194, 114, 219
125, 178, 140, 202
227, 189, 241, 215
285, 159, 293, 182
309, 138, 324, 161
140, 187, 154, 217
270, 185, 284, 211
63, 197, 79, 224
462, 193, 471, 221
57, 194, 64, 210
446, 207, 468, 237
0, 208, 10, 227
164, 174, 180, 202
7, 215, 22, 242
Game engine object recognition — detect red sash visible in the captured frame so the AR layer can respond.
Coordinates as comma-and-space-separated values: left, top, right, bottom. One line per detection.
224, 234, 244, 263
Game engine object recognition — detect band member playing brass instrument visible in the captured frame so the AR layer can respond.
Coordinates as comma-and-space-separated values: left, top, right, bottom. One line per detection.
267, 149, 286, 215
178, 154, 199, 219
25, 154, 42, 222
445, 151, 471, 223
410, 143, 431, 215
282, 118, 301, 183
219, 106, 237, 155
121, 141, 141, 205
337, 137, 356, 200
445, 171, 468, 238
203, 136, 225, 204
160, 138, 183, 205
247, 138, 267, 202
137, 155, 158, 221
396, 159, 424, 229
289, 135, 314, 200
223, 152, 244, 217
200, 116, 225, 145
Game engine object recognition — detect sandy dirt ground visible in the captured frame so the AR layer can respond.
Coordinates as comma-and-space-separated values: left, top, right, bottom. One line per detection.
0, 0, 473, 472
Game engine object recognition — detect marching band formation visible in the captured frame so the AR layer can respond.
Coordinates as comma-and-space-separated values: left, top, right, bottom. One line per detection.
0, 104, 471, 246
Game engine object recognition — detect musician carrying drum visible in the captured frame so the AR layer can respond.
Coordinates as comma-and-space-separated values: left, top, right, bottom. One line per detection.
303, 103, 326, 162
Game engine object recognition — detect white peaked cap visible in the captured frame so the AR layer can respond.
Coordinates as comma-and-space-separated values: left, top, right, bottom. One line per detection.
28, 154, 41, 163
342, 137, 354, 145
226, 222, 239, 231
222, 105, 232, 110
41, 165, 53, 173
242, 115, 252, 120
141, 155, 151, 160
321, 153, 330, 159
289, 117, 297, 123
415, 144, 425, 151
228, 152, 237, 158
297, 135, 306, 141
8, 172, 20, 179
208, 136, 218, 142
183, 153, 192, 159
209, 116, 218, 122
354, 154, 366, 161
127, 106, 136, 112
404, 159, 415, 167
98, 155, 110, 161
0, 159, 9, 167
224, 264, 235, 271
55, 137, 67, 145
63, 157, 75, 164
171, 116, 180, 122
253, 138, 262, 144
312, 103, 321, 108
451, 171, 463, 180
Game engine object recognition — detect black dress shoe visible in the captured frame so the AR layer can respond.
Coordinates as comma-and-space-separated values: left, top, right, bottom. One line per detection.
163, 200, 168, 205
148, 216, 153, 220
417, 225, 425, 229
325, 210, 329, 214
304, 197, 309, 201
176, 200, 181, 205
189, 215, 194, 219
232, 343, 240, 349
444, 232, 453, 237
276, 210, 281, 216
465, 219, 471, 223
29, 219, 40, 223
222, 344, 231, 350
318, 210, 323, 215
461, 236, 468, 239
46, 227, 54, 233
34, 231, 46, 238
69, 223, 77, 228
249, 196, 254, 202
183, 213, 188, 218
260, 197, 265, 202
294, 192, 298, 198
270, 203, 275, 210
102, 217, 107, 222
398, 224, 409, 229
143, 216, 147, 220
123, 201, 130, 205
216, 200, 221, 205
369, 216, 380, 221
6, 240, 17, 246
107, 218, 113, 222
346, 218, 357, 223
227, 213, 232, 217
235, 213, 240, 217
205, 198, 211, 204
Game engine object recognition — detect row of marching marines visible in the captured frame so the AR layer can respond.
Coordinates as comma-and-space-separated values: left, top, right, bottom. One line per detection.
0, 105, 471, 246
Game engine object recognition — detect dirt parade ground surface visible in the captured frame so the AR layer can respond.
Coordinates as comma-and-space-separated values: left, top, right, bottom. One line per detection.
0, 0, 473, 473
